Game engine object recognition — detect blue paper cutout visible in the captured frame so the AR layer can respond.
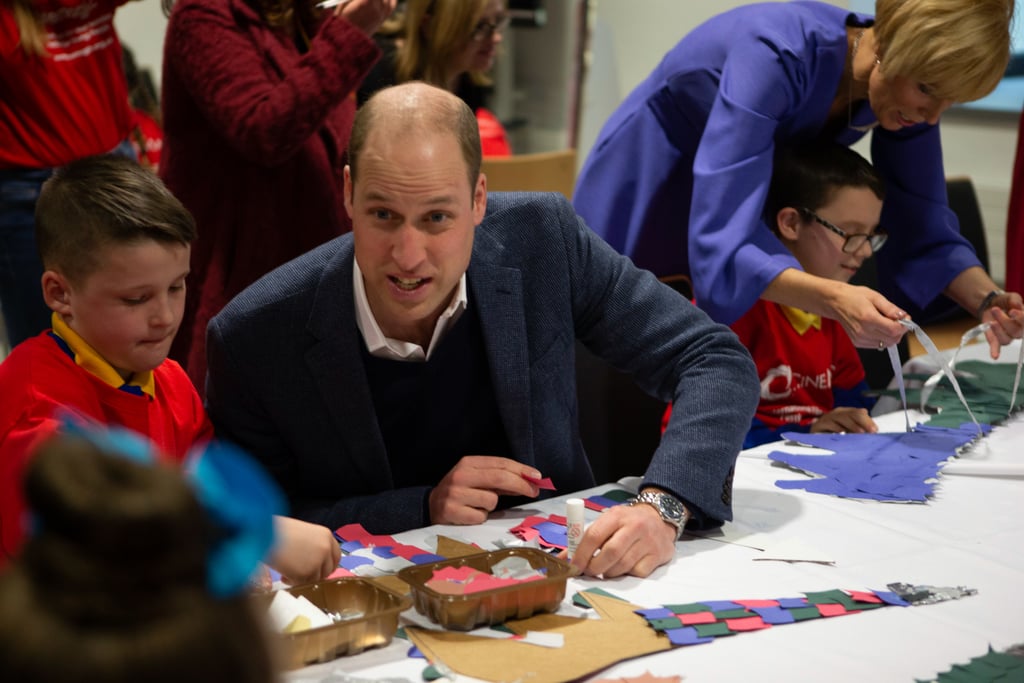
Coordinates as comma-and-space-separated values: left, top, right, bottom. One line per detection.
873, 590, 911, 607
586, 494, 621, 509
751, 606, 796, 624
341, 540, 365, 553
665, 627, 715, 646
372, 546, 397, 559
698, 600, 744, 611
635, 607, 675, 619
769, 424, 987, 502
776, 597, 809, 608
411, 553, 447, 565
340, 555, 375, 570
534, 520, 568, 548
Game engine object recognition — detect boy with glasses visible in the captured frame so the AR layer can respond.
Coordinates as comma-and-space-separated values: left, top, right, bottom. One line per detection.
730, 143, 884, 447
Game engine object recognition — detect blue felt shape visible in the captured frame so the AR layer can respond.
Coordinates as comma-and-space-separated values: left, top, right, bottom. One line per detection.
534, 520, 568, 548
341, 540, 365, 553
372, 546, 397, 559
769, 425, 984, 502
665, 627, 715, 646
751, 606, 796, 624
408, 645, 425, 659
776, 597, 808, 608
873, 590, 911, 607
635, 607, 675, 619
340, 555, 375, 570
697, 600, 744, 611
411, 553, 446, 565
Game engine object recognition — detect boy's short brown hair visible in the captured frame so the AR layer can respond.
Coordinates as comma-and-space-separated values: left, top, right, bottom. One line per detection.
36, 155, 196, 285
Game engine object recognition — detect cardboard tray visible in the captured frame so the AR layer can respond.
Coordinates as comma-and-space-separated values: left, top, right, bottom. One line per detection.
257, 577, 411, 669
397, 547, 572, 631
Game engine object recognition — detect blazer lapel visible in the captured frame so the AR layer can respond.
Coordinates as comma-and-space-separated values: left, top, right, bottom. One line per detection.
469, 247, 534, 465
304, 247, 394, 489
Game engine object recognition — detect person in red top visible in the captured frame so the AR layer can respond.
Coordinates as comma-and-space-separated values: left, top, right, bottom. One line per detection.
0, 155, 340, 583
356, 0, 512, 157
0, 0, 138, 349
160, 0, 394, 393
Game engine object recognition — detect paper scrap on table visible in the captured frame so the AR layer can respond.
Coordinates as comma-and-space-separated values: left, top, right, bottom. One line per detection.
591, 672, 683, 683
749, 536, 836, 565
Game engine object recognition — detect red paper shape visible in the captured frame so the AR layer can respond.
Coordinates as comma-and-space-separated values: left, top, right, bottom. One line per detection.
678, 611, 717, 625
846, 590, 884, 604
522, 474, 556, 490
816, 603, 851, 617
734, 599, 781, 608
724, 616, 771, 631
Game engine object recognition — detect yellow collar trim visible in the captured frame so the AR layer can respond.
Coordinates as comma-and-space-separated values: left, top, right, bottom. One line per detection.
51, 313, 155, 398
779, 305, 822, 335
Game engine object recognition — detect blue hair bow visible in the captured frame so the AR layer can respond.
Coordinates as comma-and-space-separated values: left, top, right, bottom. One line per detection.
57, 415, 284, 597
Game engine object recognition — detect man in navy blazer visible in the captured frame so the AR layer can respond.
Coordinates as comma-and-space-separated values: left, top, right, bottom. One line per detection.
207, 83, 758, 578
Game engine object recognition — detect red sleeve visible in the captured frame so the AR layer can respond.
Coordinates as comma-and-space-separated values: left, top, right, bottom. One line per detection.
163, 0, 380, 166
830, 321, 866, 390
0, 414, 59, 564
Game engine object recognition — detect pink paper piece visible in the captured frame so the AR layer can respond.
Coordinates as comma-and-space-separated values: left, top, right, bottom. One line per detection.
816, 603, 852, 617
523, 474, 556, 490
678, 612, 717, 626
846, 590, 883, 604
724, 616, 771, 631
334, 523, 398, 547
734, 599, 781, 608
327, 567, 355, 579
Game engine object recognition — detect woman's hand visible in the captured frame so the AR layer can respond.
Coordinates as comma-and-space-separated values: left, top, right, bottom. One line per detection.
763, 269, 907, 349
826, 282, 908, 349
338, 0, 396, 36
981, 290, 1024, 359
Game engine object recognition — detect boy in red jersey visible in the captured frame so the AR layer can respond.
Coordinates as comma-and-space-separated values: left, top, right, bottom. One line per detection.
0, 156, 339, 581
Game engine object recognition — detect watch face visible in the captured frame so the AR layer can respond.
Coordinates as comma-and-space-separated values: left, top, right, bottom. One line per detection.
656, 494, 684, 522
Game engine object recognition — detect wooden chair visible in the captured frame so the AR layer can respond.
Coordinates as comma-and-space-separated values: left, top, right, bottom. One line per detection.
480, 149, 577, 199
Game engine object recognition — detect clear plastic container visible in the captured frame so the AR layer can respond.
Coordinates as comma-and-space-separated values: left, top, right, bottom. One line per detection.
256, 577, 411, 669
397, 547, 573, 631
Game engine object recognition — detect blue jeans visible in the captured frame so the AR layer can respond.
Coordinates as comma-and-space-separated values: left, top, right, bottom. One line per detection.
0, 168, 53, 348
0, 141, 137, 349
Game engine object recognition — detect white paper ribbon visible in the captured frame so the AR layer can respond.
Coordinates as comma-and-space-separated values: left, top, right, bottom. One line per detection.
884, 321, 1024, 432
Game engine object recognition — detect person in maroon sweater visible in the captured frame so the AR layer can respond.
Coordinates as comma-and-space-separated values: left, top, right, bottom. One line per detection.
160, 0, 394, 392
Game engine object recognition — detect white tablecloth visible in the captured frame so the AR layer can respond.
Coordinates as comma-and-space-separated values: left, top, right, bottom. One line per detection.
287, 349, 1024, 682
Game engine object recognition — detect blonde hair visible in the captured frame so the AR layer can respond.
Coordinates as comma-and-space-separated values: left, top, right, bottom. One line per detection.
873, 0, 1014, 102
390, 0, 494, 89
11, 0, 48, 56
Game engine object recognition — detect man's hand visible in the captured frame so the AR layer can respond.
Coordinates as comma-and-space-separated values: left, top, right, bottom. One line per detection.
563, 503, 676, 578
811, 407, 877, 434
429, 456, 541, 525
268, 516, 341, 585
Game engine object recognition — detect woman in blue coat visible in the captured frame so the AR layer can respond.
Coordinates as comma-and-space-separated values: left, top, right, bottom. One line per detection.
574, 0, 1022, 357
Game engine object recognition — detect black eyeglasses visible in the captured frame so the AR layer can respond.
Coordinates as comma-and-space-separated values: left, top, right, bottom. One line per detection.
800, 208, 888, 254
471, 14, 510, 41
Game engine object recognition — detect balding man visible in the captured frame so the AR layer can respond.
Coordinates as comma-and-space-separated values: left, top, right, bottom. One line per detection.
206, 82, 758, 578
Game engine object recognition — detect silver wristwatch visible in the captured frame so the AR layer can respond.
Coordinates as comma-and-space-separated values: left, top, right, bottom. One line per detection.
628, 490, 689, 541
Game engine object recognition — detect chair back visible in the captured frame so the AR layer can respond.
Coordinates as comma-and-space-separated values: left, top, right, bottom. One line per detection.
481, 149, 578, 199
